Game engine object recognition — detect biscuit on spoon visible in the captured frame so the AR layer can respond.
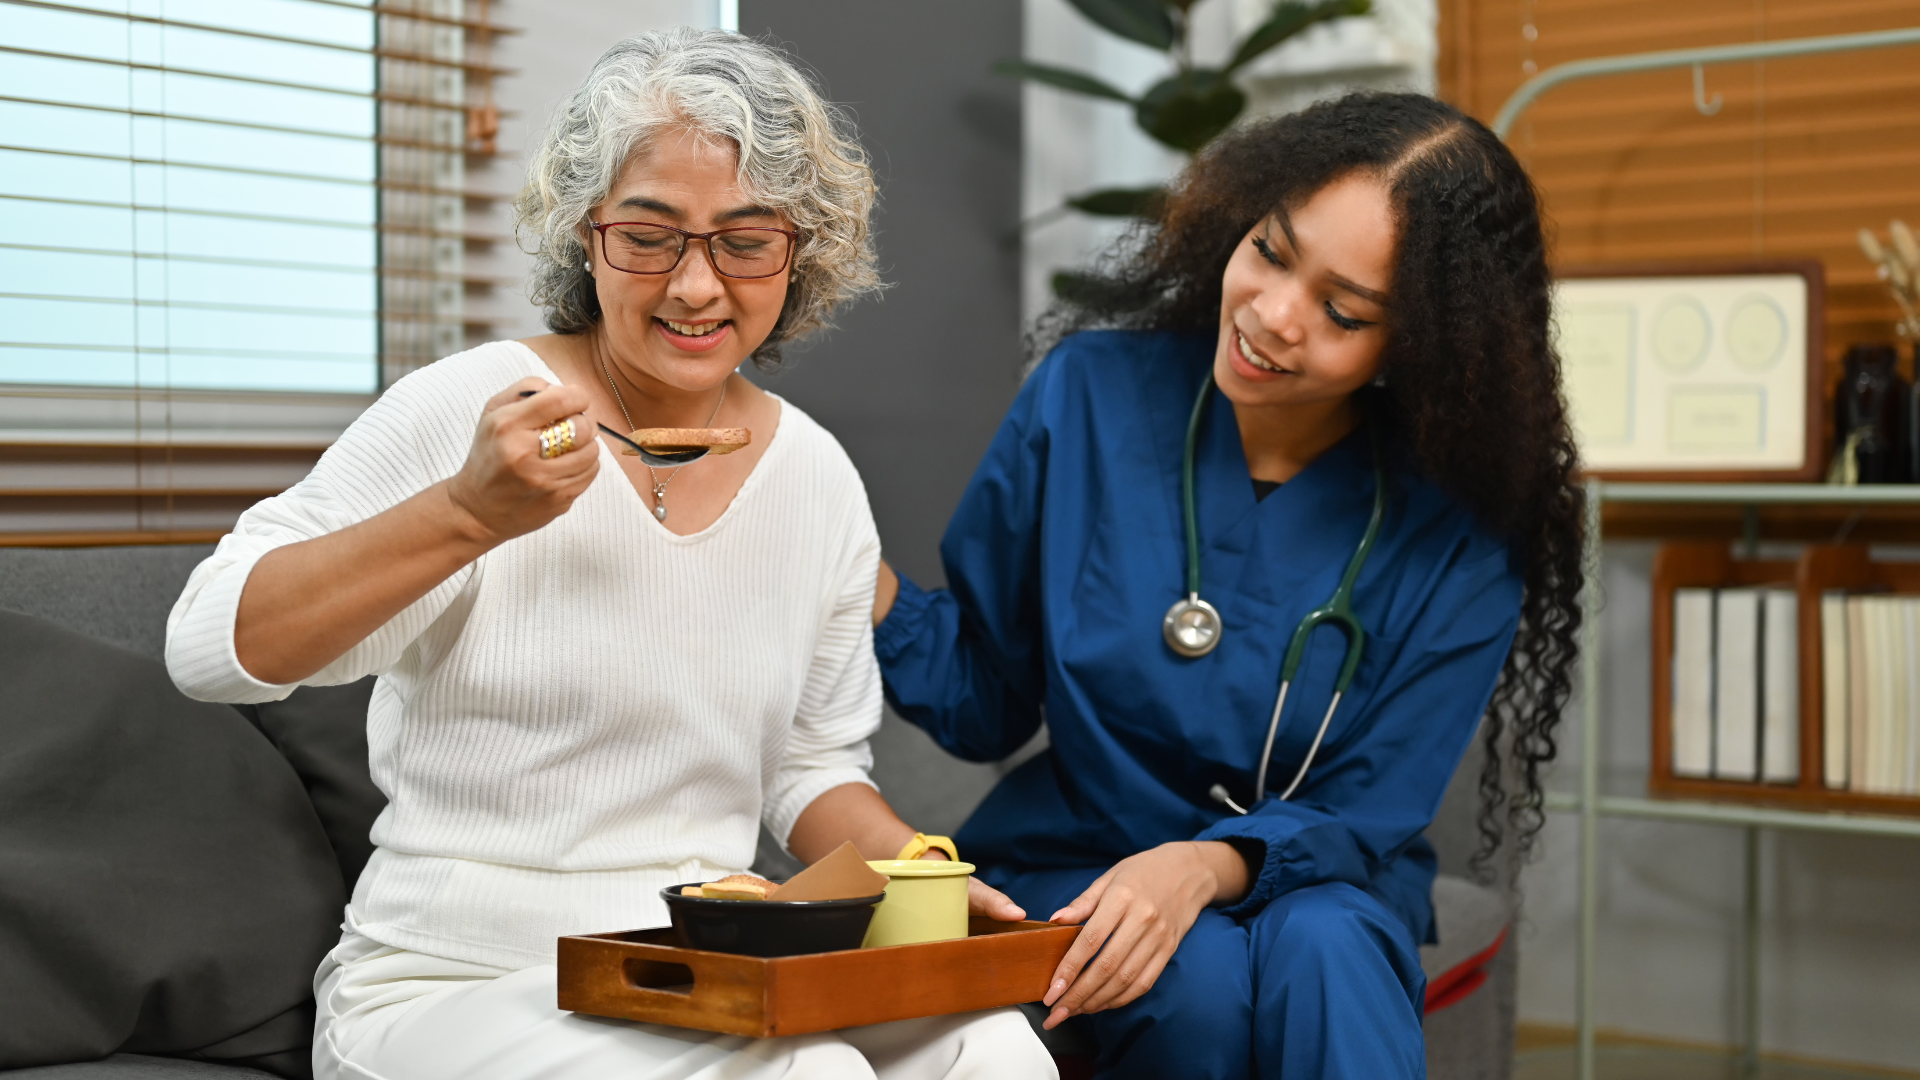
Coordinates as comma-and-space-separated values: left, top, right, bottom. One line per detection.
621, 427, 752, 459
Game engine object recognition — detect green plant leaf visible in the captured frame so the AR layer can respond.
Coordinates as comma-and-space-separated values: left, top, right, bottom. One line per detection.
1225, 0, 1371, 74
1051, 269, 1125, 304
1064, 0, 1175, 51
990, 59, 1134, 102
1065, 185, 1166, 217
1135, 69, 1247, 152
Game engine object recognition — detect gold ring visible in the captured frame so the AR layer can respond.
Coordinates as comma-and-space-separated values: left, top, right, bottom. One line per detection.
538, 418, 576, 459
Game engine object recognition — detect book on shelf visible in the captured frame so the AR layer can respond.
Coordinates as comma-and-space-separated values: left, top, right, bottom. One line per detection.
1670, 586, 1798, 785
1672, 588, 1715, 779
1822, 591, 1849, 788
1714, 589, 1760, 781
1762, 589, 1799, 784
1818, 592, 1920, 796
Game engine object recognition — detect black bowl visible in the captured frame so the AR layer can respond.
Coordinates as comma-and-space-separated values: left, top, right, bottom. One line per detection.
661, 882, 886, 958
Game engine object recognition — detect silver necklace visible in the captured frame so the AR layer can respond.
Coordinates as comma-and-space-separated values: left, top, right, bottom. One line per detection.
598, 358, 726, 523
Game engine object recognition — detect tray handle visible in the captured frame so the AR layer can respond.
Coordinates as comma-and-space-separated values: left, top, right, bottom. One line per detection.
622, 957, 697, 998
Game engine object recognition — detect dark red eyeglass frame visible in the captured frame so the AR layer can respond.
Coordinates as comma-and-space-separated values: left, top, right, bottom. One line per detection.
588, 220, 800, 279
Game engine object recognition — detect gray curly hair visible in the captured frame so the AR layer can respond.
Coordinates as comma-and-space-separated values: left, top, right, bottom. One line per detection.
513, 28, 880, 367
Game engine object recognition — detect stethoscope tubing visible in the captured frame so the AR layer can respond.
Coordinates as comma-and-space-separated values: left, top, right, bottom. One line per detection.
1176, 373, 1387, 815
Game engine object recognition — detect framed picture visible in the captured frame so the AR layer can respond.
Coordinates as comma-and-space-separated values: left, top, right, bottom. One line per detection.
1553, 260, 1826, 482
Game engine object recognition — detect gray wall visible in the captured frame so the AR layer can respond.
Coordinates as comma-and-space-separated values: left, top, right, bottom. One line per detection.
735, 0, 1025, 592
735, 1, 1028, 845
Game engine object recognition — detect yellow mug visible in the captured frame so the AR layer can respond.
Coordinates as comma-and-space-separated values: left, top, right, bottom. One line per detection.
861, 859, 975, 948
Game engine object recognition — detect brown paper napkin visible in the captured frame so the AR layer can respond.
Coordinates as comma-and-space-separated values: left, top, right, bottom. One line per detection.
767, 841, 889, 901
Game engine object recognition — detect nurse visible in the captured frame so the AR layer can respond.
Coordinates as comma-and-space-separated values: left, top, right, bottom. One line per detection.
872, 93, 1585, 1079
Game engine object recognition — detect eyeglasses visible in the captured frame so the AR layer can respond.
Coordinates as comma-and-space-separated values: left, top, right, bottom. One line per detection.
589, 220, 798, 279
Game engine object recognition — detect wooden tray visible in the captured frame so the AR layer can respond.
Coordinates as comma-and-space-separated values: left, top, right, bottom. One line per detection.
557, 917, 1078, 1037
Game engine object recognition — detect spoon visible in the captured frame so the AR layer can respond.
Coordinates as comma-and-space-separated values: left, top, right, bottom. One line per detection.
518, 389, 710, 467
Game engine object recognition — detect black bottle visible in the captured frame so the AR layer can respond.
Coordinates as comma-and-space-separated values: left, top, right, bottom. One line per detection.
1835, 344, 1908, 483
1908, 344, 1920, 484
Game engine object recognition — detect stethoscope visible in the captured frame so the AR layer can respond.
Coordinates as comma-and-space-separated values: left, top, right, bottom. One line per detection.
1159, 373, 1388, 814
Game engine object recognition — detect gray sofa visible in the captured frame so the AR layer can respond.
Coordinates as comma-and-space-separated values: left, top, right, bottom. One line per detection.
0, 544, 1516, 1079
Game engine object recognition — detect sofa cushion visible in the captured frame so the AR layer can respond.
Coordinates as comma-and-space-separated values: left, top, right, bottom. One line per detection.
0, 610, 343, 1077
1420, 873, 1511, 1014
0, 1054, 278, 1078
230, 681, 384, 892
0, 545, 216, 664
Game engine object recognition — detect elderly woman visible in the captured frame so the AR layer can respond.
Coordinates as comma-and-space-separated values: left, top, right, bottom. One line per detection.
166, 28, 1052, 1080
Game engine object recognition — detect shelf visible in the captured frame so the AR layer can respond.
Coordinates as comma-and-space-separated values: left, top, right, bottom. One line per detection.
1594, 483, 1920, 540
1602, 502, 1920, 542
1596, 482, 1920, 505
1544, 790, 1920, 838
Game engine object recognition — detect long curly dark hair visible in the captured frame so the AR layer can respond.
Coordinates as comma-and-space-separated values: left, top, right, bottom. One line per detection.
1039, 92, 1585, 871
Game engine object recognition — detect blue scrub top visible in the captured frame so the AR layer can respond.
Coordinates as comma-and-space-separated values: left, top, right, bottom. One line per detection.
875, 330, 1523, 940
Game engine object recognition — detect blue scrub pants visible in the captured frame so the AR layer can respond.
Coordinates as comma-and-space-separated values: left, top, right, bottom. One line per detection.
998, 867, 1427, 1080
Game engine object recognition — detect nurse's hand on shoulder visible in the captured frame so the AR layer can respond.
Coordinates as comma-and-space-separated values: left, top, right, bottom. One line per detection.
1038, 841, 1252, 1029
445, 378, 598, 545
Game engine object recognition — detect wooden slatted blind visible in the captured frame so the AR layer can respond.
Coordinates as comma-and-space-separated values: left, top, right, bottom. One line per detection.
1438, 0, 1920, 389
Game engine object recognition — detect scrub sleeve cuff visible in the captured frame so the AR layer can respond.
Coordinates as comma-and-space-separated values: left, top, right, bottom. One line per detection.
873, 571, 934, 663
1193, 815, 1369, 920
1193, 820, 1282, 918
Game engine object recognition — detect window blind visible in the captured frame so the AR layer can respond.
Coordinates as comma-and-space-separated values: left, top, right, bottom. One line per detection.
0, 0, 512, 541
0, 0, 382, 399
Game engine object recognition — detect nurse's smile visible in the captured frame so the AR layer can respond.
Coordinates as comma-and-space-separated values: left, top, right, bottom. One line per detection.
1231, 328, 1294, 377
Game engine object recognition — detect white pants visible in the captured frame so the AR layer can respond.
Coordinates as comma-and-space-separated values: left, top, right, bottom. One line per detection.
314, 931, 1057, 1080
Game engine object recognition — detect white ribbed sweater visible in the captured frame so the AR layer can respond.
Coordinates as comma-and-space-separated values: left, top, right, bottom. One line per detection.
166, 341, 883, 969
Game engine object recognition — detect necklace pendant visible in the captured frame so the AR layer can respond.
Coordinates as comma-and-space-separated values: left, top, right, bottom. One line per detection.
653, 502, 668, 522
652, 483, 669, 522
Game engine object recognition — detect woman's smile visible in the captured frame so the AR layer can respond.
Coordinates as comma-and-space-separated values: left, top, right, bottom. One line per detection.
654, 316, 733, 351
1229, 327, 1294, 379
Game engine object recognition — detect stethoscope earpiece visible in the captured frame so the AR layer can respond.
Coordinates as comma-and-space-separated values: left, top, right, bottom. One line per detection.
1173, 373, 1388, 815
1208, 784, 1249, 815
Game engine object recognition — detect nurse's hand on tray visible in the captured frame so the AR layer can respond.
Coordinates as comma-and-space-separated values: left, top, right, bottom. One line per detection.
1037, 840, 1253, 1029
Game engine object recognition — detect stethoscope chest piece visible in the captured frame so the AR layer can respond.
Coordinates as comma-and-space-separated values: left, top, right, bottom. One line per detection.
1163, 593, 1222, 657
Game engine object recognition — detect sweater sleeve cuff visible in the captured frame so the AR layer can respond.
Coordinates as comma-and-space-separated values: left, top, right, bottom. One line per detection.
872, 571, 933, 664
164, 539, 301, 705
763, 767, 878, 852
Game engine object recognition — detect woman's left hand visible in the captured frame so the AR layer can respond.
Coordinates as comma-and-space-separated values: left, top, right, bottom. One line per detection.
967, 877, 1026, 922
915, 847, 1026, 922
1038, 841, 1250, 1029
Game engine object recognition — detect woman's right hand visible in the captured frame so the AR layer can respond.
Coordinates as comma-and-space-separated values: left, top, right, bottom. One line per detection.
444, 378, 599, 545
